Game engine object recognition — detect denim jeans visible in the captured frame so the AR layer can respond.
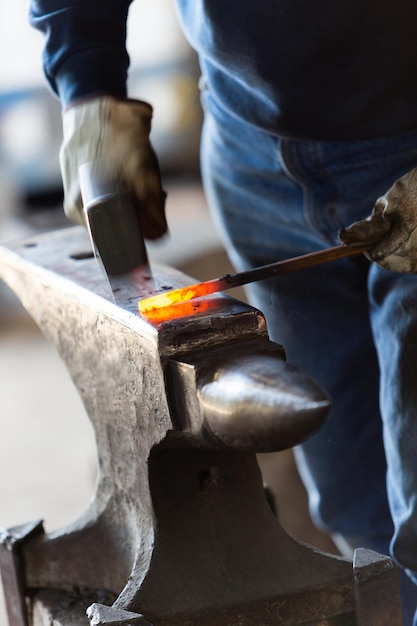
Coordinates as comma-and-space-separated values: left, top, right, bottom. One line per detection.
200, 89, 417, 625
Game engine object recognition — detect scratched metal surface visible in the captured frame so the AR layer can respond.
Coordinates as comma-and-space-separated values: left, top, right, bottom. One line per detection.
0, 226, 267, 355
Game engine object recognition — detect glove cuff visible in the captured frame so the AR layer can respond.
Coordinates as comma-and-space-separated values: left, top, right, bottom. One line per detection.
64, 94, 152, 117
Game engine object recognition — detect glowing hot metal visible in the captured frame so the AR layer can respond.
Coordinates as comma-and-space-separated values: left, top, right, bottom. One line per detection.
139, 243, 370, 316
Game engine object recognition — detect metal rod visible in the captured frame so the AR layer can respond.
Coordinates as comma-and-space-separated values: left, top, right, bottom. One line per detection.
139, 243, 370, 314
217, 242, 370, 289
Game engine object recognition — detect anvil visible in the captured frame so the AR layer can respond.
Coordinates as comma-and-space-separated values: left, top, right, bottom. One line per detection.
0, 226, 403, 625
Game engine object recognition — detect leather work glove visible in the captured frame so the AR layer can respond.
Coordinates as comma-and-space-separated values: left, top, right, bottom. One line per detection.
339, 168, 417, 273
60, 96, 167, 239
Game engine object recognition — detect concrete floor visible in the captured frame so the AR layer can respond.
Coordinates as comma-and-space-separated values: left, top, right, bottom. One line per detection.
0, 179, 336, 624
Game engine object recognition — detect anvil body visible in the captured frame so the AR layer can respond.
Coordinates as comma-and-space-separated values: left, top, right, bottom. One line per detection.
0, 227, 403, 625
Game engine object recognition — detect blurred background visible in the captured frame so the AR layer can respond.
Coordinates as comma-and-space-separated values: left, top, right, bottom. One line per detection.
0, 0, 203, 239
0, 1, 336, 623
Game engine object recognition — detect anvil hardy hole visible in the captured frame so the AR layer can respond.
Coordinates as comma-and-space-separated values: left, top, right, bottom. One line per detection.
70, 251, 95, 261
23, 242, 37, 248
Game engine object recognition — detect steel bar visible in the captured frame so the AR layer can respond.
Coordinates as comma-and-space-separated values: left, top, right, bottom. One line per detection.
138, 242, 370, 313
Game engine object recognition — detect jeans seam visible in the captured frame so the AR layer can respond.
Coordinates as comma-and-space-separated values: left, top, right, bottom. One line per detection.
280, 139, 340, 243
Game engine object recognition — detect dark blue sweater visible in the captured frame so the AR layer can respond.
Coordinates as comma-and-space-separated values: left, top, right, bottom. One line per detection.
29, 0, 417, 140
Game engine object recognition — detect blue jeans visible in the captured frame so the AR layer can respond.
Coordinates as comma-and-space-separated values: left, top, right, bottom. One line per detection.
200, 89, 417, 625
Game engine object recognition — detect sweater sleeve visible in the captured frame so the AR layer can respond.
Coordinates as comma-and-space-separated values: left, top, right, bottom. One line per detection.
29, 0, 133, 106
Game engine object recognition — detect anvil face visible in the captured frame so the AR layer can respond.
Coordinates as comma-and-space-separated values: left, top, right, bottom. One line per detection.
2, 226, 266, 346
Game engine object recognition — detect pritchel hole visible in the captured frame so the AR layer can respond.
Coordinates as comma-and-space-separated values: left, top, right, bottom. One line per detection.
70, 251, 95, 261
23, 243, 37, 248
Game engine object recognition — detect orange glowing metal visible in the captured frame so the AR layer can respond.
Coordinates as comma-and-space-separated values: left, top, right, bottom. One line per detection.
139, 243, 371, 318
140, 280, 222, 313
141, 296, 218, 325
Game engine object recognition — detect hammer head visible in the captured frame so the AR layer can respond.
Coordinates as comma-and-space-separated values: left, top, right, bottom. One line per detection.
79, 161, 150, 299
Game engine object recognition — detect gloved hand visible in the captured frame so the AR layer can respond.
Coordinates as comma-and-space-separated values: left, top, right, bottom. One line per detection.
339, 168, 417, 273
60, 96, 167, 239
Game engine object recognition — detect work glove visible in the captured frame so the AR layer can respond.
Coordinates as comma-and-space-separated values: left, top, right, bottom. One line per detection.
60, 96, 167, 239
339, 168, 417, 273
